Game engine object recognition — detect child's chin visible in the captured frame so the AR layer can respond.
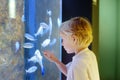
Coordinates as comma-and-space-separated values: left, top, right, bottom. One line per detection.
66, 51, 73, 54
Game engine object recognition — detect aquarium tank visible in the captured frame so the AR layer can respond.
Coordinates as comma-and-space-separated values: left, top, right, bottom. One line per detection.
0, 0, 62, 80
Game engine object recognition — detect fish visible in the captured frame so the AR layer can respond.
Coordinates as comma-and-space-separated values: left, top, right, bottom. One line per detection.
28, 49, 45, 75
34, 25, 44, 37
23, 43, 34, 48
15, 41, 20, 53
49, 38, 57, 46
24, 33, 36, 41
41, 38, 50, 47
34, 49, 45, 75
40, 22, 50, 35
34, 22, 49, 37
28, 56, 37, 63
34, 50, 43, 60
26, 66, 37, 73
48, 16, 52, 37
47, 10, 52, 37
57, 18, 61, 27
47, 10, 52, 16
40, 22, 49, 28
21, 15, 25, 22
38, 60, 45, 75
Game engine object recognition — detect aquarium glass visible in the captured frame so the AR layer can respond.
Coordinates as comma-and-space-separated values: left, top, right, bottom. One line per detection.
0, 0, 24, 80
0, 0, 62, 80
24, 0, 62, 80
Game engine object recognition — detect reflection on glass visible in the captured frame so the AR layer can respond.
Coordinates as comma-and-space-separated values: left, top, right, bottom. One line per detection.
0, 0, 62, 79
0, 0, 24, 80
9, 0, 16, 18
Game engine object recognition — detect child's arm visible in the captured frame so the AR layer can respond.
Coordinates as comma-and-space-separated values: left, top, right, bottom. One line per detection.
43, 50, 67, 76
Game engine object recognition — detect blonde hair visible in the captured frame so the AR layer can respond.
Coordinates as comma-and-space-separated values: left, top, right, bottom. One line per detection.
60, 17, 93, 48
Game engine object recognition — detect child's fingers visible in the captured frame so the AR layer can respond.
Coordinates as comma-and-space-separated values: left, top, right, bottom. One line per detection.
43, 51, 52, 59
43, 50, 51, 55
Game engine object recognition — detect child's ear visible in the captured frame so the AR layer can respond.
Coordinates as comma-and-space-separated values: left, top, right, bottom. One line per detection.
71, 35, 78, 44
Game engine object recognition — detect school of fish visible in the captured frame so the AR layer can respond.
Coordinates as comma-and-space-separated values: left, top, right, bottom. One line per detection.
22, 10, 60, 75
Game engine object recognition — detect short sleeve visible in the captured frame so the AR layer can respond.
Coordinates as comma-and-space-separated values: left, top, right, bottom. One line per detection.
66, 62, 72, 71
66, 61, 89, 80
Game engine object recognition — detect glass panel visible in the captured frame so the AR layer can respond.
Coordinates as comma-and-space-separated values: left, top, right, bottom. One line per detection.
0, 0, 24, 80
24, 0, 62, 80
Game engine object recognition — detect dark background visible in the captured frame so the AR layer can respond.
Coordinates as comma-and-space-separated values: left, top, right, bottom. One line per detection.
62, 0, 92, 79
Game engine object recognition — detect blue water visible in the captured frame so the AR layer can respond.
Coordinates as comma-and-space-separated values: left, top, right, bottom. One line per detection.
24, 0, 62, 80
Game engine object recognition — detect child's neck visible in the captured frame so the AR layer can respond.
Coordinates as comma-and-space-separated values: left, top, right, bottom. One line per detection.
75, 47, 87, 54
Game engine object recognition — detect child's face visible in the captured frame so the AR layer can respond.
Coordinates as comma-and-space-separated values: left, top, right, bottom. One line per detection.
60, 33, 75, 54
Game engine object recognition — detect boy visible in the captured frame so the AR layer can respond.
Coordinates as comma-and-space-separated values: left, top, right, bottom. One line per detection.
43, 17, 100, 80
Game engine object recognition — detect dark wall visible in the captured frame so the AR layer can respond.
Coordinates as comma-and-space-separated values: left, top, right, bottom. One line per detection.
62, 0, 92, 79
62, 0, 92, 22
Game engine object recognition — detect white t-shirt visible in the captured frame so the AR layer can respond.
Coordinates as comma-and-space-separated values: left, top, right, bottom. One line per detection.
66, 48, 100, 80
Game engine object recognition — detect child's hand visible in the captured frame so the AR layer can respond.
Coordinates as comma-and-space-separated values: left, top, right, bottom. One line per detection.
43, 50, 59, 63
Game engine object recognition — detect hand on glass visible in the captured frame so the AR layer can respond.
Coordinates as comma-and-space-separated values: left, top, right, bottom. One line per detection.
43, 50, 59, 63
